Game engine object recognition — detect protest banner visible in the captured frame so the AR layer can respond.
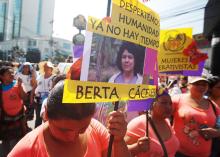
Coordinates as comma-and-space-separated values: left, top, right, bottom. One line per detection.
63, 79, 156, 103
64, 0, 159, 123
158, 28, 199, 73
87, 0, 160, 50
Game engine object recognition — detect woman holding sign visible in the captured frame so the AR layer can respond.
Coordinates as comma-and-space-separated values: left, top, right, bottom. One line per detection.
125, 87, 180, 157
8, 81, 131, 157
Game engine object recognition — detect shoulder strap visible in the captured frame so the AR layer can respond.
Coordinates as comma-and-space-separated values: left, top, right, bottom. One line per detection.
208, 98, 217, 117
170, 95, 181, 126
0, 83, 2, 108
0, 83, 4, 120
149, 116, 168, 157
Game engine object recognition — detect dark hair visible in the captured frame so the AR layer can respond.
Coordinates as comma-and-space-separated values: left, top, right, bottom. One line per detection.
0, 66, 13, 76
208, 76, 220, 89
52, 74, 66, 86
0, 61, 13, 67
47, 81, 96, 120
116, 41, 145, 75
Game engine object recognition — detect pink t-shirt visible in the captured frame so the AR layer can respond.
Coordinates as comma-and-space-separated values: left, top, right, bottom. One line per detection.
172, 94, 220, 157
8, 119, 109, 157
127, 115, 179, 157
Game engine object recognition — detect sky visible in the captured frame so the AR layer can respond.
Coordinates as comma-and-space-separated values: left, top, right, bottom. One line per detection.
53, 0, 208, 41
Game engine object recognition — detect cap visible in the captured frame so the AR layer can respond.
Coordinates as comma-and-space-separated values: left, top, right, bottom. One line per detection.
23, 62, 31, 66
188, 76, 208, 84
45, 61, 54, 68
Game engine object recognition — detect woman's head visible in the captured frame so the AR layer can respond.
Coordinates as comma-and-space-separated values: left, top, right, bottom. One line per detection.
46, 81, 96, 120
116, 41, 145, 75
18, 62, 32, 75
43, 61, 54, 75
46, 81, 96, 142
152, 87, 172, 119
0, 66, 14, 84
208, 76, 220, 98
188, 76, 209, 95
51, 74, 66, 88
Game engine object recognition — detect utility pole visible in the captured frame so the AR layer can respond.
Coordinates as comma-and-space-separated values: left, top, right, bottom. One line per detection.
49, 19, 54, 61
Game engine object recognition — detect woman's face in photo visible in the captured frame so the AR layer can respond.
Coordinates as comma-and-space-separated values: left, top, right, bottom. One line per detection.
121, 49, 135, 73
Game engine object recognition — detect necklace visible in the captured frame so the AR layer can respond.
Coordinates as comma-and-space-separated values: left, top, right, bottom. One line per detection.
191, 97, 209, 109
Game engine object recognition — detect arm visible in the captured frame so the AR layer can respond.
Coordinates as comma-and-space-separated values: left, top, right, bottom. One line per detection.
30, 70, 37, 89
103, 111, 131, 157
17, 78, 27, 100
199, 127, 220, 140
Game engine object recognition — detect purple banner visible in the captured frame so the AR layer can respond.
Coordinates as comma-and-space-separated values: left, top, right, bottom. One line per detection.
144, 48, 158, 86
128, 99, 153, 112
161, 61, 205, 76
73, 44, 84, 58
128, 48, 157, 112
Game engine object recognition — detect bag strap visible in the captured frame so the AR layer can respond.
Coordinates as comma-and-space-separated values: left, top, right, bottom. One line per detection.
149, 116, 168, 157
170, 95, 181, 126
0, 83, 4, 121
208, 99, 217, 117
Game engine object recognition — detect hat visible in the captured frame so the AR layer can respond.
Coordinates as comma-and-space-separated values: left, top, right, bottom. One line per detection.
188, 76, 208, 84
23, 62, 31, 66
45, 61, 54, 68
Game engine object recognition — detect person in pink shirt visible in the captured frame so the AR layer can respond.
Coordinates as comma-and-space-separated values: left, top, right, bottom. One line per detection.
172, 76, 220, 157
125, 87, 179, 157
8, 81, 131, 157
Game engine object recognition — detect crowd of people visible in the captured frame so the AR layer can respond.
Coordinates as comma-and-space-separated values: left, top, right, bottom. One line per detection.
1, 57, 220, 157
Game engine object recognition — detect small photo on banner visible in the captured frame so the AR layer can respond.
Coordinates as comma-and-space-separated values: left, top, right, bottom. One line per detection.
158, 28, 199, 74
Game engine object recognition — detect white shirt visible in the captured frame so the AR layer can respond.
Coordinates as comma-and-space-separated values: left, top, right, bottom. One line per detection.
15, 73, 33, 93
35, 75, 54, 96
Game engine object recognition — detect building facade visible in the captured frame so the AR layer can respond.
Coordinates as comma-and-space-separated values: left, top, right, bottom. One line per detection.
0, 0, 72, 62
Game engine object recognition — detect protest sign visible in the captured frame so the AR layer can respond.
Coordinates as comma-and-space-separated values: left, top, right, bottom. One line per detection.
87, 0, 160, 50
158, 28, 199, 73
63, 79, 156, 103
65, 0, 159, 115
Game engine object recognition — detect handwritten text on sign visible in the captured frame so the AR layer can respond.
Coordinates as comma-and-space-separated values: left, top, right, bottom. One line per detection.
63, 80, 156, 103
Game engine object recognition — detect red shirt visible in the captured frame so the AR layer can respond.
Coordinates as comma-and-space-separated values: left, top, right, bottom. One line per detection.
2, 81, 23, 116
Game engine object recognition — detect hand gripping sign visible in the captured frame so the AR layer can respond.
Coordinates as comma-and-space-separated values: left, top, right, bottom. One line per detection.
62, 79, 156, 103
